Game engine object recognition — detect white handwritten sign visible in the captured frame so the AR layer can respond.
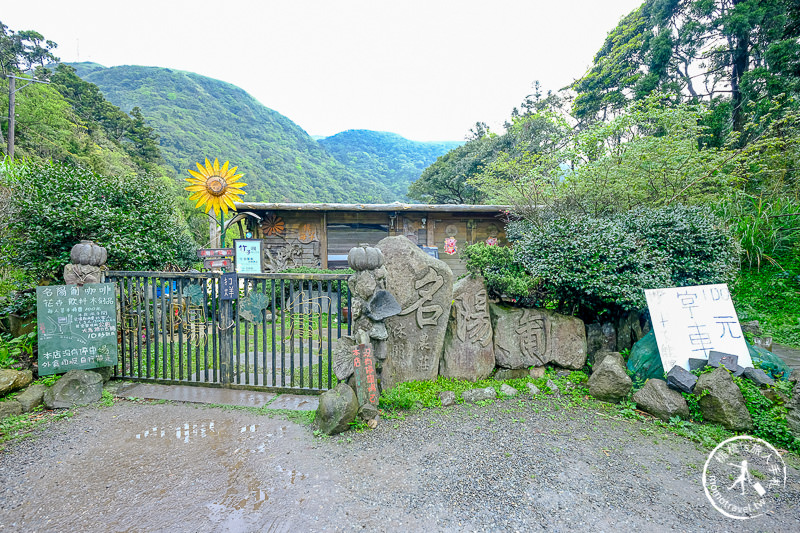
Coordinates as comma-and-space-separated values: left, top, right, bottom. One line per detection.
645, 284, 752, 373
235, 239, 262, 274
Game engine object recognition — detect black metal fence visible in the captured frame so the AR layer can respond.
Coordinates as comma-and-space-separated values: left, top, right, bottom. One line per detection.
105, 271, 352, 393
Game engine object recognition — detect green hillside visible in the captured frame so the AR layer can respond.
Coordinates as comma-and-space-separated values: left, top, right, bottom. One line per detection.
68, 63, 396, 203
319, 130, 462, 200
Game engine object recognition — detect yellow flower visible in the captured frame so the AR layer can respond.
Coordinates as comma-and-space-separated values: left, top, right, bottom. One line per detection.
185, 158, 246, 216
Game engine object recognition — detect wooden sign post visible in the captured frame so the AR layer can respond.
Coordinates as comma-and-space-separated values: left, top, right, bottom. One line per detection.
352, 343, 379, 407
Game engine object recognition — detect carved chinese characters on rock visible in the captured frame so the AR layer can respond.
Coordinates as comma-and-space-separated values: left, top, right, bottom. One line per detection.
398, 267, 444, 327
516, 313, 547, 365
377, 236, 453, 389
440, 276, 495, 381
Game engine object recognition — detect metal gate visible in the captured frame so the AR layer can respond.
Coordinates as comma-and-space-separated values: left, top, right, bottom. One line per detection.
105, 271, 351, 393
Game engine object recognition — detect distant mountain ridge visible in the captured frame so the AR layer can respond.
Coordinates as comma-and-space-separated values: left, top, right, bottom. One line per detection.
68, 63, 461, 202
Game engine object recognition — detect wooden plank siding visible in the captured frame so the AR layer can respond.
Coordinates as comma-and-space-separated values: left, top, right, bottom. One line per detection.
240, 203, 509, 275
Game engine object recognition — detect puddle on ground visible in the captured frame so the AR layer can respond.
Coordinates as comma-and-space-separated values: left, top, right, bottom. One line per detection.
130, 421, 258, 444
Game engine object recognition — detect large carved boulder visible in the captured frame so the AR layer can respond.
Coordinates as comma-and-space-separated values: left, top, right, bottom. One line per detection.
490, 304, 587, 370
440, 276, 494, 381
377, 236, 453, 390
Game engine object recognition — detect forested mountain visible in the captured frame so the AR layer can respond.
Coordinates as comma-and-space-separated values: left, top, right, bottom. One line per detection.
319, 130, 462, 200
68, 63, 398, 203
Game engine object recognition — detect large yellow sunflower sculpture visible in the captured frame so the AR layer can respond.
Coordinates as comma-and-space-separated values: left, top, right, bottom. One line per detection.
185, 158, 246, 216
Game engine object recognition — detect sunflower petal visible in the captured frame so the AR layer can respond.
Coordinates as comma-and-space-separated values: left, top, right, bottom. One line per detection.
187, 169, 206, 180
222, 194, 237, 211
220, 160, 230, 177
213, 158, 220, 172
186, 184, 208, 192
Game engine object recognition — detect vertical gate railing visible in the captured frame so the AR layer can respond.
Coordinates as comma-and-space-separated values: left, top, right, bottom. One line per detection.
105, 271, 352, 393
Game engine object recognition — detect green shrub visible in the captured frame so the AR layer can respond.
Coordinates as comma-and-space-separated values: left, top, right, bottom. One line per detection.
1, 160, 197, 281
462, 242, 538, 303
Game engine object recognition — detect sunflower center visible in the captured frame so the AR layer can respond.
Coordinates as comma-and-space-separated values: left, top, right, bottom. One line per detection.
206, 176, 227, 196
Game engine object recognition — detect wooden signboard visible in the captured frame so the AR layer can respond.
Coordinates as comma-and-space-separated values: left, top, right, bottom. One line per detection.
645, 283, 753, 373
352, 343, 379, 407
220, 272, 239, 300
204, 258, 232, 269
197, 248, 234, 259
234, 239, 262, 274
36, 283, 118, 376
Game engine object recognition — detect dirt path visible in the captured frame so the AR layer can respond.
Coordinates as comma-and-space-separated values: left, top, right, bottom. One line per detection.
1, 398, 798, 532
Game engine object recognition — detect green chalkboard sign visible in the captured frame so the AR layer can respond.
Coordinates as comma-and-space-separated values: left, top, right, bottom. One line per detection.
36, 283, 118, 376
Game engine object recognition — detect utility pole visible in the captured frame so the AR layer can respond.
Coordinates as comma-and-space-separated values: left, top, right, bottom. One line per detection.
6, 74, 49, 159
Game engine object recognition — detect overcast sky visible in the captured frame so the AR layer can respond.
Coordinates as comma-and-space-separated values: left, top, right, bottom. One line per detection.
3, 0, 643, 141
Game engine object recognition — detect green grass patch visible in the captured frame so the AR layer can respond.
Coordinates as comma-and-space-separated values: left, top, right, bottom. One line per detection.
732, 257, 800, 347
0, 409, 74, 451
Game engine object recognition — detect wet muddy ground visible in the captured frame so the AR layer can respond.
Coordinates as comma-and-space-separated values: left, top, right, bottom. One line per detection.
1, 398, 799, 532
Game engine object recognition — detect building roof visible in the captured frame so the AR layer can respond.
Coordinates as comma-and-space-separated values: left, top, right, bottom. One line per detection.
234, 202, 510, 213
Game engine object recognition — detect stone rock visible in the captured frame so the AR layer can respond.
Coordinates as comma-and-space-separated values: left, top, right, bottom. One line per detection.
378, 236, 453, 389
494, 368, 529, 381
761, 389, 788, 405
368, 322, 389, 341
592, 351, 618, 370
365, 290, 402, 321
43, 369, 104, 409
0, 369, 33, 396
616, 312, 643, 353
529, 367, 546, 380
440, 276, 495, 381
358, 403, 379, 422
787, 383, 800, 437
708, 351, 738, 370
694, 367, 754, 432
15, 383, 46, 413
588, 352, 632, 403
331, 335, 357, 381
439, 390, 456, 407
490, 304, 586, 370
527, 383, 541, 395
632, 379, 690, 421
666, 366, 697, 394
316, 383, 359, 435
545, 379, 559, 394
688, 358, 708, 372
499, 383, 518, 397
63, 263, 103, 285
586, 322, 617, 357
730, 364, 746, 378
740, 320, 763, 337
0, 400, 23, 419
461, 387, 497, 404
89, 365, 115, 383
352, 271, 377, 301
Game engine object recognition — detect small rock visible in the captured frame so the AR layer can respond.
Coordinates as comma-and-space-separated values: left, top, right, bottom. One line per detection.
499, 383, 518, 397
761, 389, 788, 405
743, 367, 774, 388
316, 383, 359, 435
708, 351, 738, 370
461, 387, 497, 404
556, 369, 571, 378
632, 379, 690, 422
43, 370, 104, 409
529, 366, 546, 380
740, 320, 762, 337
89, 365, 115, 383
593, 351, 618, 369
0, 369, 33, 396
587, 352, 631, 403
365, 290, 402, 321
358, 403, 379, 422
666, 366, 697, 394
526, 383, 541, 395
730, 364, 746, 378
368, 322, 389, 341
688, 358, 708, 372
0, 400, 23, 419
439, 390, 456, 407
494, 368, 529, 381
694, 367, 754, 432
546, 379, 559, 394
15, 383, 46, 413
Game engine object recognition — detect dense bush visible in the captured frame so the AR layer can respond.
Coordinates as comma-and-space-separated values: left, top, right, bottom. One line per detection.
1, 160, 197, 281
466, 205, 737, 322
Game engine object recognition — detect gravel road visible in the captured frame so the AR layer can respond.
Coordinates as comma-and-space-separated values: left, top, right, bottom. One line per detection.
1, 396, 798, 532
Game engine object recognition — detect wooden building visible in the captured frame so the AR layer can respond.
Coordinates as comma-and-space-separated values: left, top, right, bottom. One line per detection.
232, 202, 510, 277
